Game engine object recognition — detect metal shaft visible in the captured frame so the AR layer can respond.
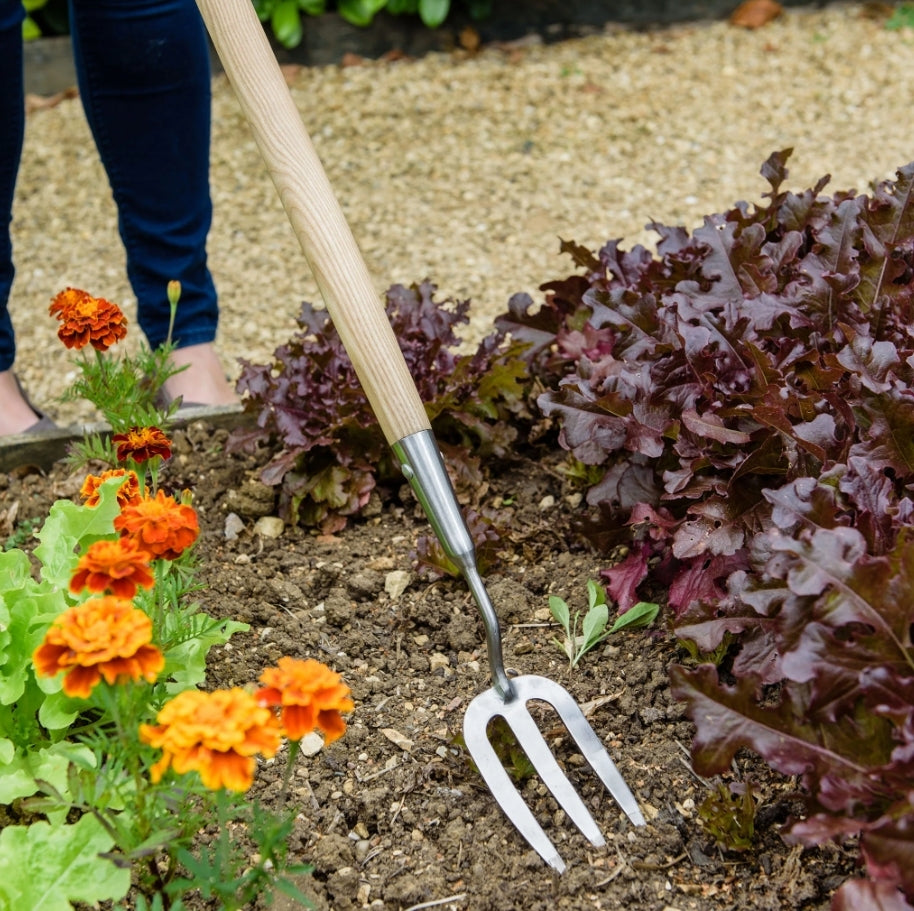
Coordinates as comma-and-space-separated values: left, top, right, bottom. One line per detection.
392, 430, 515, 701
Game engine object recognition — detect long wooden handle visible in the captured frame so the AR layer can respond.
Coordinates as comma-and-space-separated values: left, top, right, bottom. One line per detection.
195, 0, 431, 444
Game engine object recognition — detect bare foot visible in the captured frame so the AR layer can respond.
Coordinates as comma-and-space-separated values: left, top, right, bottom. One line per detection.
163, 343, 239, 407
0, 370, 45, 435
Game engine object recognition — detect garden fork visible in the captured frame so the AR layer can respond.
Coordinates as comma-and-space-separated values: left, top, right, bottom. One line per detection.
196, 0, 646, 871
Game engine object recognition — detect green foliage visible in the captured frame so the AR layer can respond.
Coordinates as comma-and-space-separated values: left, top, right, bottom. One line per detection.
556, 457, 605, 490
609, 598, 660, 633
548, 579, 659, 667
22, 0, 50, 40
251, 0, 492, 48
252, 0, 326, 49
677, 631, 735, 668
697, 781, 757, 853
165, 794, 313, 911
3, 516, 40, 551
886, 3, 914, 30
61, 344, 179, 436
0, 814, 131, 911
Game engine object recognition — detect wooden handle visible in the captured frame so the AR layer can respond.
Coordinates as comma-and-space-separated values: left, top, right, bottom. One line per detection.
195, 0, 431, 444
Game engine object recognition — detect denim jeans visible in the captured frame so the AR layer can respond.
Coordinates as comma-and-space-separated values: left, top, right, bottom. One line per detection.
0, 0, 218, 372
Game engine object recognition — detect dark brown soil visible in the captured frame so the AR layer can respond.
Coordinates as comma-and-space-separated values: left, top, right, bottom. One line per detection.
1, 419, 861, 910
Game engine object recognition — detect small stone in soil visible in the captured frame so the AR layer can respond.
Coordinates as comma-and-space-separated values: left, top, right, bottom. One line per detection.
299, 731, 324, 756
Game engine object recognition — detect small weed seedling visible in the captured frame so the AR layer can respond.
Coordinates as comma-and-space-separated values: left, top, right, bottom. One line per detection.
548, 580, 659, 667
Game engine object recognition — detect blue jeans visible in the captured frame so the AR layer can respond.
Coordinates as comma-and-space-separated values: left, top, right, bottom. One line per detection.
0, 0, 218, 372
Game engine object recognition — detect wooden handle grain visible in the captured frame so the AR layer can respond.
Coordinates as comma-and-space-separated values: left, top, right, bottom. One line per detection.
195, 0, 431, 444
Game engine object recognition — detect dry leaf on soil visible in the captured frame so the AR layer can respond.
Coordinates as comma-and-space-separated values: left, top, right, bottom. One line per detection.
729, 0, 783, 28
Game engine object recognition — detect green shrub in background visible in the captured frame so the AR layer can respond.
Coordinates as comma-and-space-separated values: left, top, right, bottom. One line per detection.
252, 0, 492, 49
22, 0, 490, 45
22, 0, 50, 40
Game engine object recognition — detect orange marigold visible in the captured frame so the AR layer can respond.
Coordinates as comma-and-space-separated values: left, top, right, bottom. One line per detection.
33, 596, 164, 698
111, 426, 172, 464
257, 657, 354, 744
70, 537, 155, 599
80, 469, 145, 508
139, 688, 282, 792
114, 489, 199, 560
49, 287, 128, 352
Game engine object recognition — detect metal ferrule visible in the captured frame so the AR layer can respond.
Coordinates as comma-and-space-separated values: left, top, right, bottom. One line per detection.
392, 429, 515, 701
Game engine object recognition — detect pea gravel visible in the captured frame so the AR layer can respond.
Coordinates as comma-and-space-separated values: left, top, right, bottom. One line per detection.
10, 4, 914, 426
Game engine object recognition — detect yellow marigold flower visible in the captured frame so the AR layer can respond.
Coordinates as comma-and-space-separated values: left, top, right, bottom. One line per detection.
49, 287, 128, 352
111, 426, 172, 464
114, 489, 199, 561
80, 469, 145, 508
139, 688, 282, 792
257, 657, 354, 744
33, 597, 164, 699
70, 537, 155, 599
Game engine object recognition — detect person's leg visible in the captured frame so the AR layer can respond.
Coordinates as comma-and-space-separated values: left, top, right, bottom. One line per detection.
68, 0, 236, 405
0, 1, 48, 434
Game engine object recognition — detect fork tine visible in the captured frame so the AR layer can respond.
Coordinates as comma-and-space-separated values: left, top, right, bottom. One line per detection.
515, 676, 647, 828
465, 690, 567, 873
498, 696, 606, 846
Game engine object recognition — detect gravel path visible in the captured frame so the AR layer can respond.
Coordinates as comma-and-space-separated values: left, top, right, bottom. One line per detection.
10, 3, 914, 426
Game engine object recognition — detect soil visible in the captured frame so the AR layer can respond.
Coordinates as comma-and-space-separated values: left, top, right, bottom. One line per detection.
1, 419, 861, 910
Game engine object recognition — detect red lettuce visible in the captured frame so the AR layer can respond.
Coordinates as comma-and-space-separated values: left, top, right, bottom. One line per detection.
498, 150, 914, 906
228, 281, 530, 532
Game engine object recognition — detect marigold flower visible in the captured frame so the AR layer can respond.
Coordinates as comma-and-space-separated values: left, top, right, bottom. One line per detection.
80, 469, 146, 508
111, 426, 172, 464
49, 287, 128, 352
33, 597, 164, 698
114, 489, 199, 560
70, 537, 155, 599
257, 657, 354, 744
139, 688, 282, 792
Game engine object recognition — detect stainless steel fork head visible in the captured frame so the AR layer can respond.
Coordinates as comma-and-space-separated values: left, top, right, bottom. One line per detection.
464, 675, 646, 873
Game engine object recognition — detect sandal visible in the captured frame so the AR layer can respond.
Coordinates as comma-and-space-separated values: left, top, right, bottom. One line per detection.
155, 389, 207, 411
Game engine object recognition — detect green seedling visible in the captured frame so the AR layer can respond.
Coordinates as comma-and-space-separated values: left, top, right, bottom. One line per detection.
548, 580, 659, 668
4, 516, 42, 551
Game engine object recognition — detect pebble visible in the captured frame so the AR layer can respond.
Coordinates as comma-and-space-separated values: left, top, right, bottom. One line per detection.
223, 511, 244, 540
298, 731, 324, 757
253, 516, 284, 539
384, 569, 411, 599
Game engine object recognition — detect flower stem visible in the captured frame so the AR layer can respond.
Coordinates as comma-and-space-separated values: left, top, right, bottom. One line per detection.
280, 738, 301, 807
